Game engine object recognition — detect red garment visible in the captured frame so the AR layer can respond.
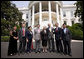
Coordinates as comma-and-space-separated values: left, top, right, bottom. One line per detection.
31, 41, 33, 49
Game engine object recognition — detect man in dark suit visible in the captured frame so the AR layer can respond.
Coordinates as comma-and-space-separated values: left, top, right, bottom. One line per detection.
62, 24, 72, 56
54, 23, 63, 54
46, 23, 55, 52
18, 23, 27, 55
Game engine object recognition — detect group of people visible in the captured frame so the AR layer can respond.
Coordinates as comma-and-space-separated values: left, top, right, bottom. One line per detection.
8, 23, 72, 56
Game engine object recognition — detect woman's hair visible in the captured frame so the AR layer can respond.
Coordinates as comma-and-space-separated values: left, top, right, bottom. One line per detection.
28, 26, 31, 29
63, 23, 66, 26
9, 30, 13, 36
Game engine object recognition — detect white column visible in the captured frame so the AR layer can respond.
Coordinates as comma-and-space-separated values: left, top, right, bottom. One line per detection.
32, 5, 35, 29
48, 1, 52, 26
28, 10, 30, 26
66, 11, 72, 26
60, 7, 63, 27
39, 2, 42, 29
56, 3, 60, 27
30, 9, 31, 26
32, 6, 35, 42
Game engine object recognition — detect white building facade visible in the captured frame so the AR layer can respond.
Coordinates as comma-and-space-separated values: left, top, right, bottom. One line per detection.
18, 1, 80, 29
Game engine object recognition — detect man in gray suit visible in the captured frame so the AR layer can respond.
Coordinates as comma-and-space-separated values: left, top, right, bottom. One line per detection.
62, 24, 72, 56
18, 23, 27, 55
46, 23, 55, 52
34, 24, 41, 53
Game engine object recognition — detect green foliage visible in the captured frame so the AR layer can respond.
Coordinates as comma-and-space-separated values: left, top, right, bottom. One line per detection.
74, 1, 83, 22
1, 1, 23, 36
67, 23, 83, 40
16, 25, 21, 31
1, 36, 10, 42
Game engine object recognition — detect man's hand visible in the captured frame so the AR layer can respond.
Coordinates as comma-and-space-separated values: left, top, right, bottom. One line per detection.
14, 37, 17, 39
26, 39, 28, 42
60, 37, 62, 40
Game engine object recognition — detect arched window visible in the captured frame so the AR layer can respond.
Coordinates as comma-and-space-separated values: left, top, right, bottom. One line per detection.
26, 14, 28, 19
64, 21, 67, 25
63, 11, 66, 17
72, 20, 74, 25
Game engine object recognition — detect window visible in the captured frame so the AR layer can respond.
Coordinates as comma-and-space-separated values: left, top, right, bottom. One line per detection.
26, 22, 28, 27
64, 21, 67, 25
59, 6, 60, 15
43, 19, 48, 21
72, 21, 74, 25
26, 14, 28, 19
63, 11, 66, 17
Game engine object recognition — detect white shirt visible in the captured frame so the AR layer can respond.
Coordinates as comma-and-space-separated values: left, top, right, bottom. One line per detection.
64, 28, 67, 34
44, 30, 46, 33
56, 27, 58, 30
49, 27, 52, 32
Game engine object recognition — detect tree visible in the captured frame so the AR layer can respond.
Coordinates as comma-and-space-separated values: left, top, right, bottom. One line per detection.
1, 1, 23, 35
74, 1, 83, 23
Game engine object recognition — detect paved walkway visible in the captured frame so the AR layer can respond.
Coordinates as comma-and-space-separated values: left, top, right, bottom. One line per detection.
1, 40, 83, 58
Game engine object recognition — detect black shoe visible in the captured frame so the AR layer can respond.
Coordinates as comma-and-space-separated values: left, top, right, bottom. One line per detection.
68, 53, 72, 56
38, 51, 41, 53
29, 51, 31, 53
35, 52, 37, 53
63, 53, 67, 55
59, 52, 63, 55
10, 54, 13, 56
13, 53, 17, 55
49, 49, 51, 52
56, 51, 60, 53
22, 52, 25, 55
52, 50, 55, 52
26, 52, 29, 54
18, 53, 20, 56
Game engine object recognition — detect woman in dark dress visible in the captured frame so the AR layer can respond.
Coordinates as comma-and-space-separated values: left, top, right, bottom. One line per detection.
26, 26, 33, 53
40, 26, 47, 53
8, 26, 18, 56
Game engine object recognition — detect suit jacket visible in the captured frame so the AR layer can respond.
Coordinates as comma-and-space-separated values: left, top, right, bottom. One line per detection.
34, 28, 41, 40
26, 30, 33, 40
62, 28, 72, 41
18, 28, 27, 41
40, 29, 47, 40
53, 27, 62, 40
46, 27, 54, 39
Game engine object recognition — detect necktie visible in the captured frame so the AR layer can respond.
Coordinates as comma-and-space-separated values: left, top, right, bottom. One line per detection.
23, 28, 25, 36
56, 28, 58, 32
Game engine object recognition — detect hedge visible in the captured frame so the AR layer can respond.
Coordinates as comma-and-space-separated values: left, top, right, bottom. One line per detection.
67, 23, 83, 40
1, 36, 10, 42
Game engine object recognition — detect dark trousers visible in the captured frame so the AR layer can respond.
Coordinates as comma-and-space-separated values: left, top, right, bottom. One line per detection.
48, 38, 55, 52
27, 39, 32, 52
63, 40, 71, 54
55, 39, 63, 52
19, 37, 26, 53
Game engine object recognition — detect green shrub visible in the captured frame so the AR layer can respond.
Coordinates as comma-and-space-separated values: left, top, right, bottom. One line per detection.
1, 29, 10, 36
1, 36, 10, 42
73, 29, 83, 40
67, 23, 83, 40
